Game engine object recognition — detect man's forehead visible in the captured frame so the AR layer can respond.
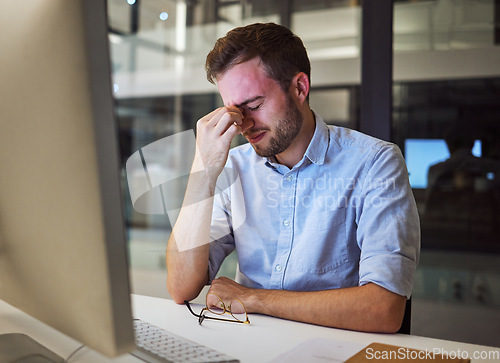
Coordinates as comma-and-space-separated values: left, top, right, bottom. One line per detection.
216, 61, 277, 106
218, 59, 267, 83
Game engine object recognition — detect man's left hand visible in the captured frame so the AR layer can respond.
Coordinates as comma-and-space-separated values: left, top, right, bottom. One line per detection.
208, 277, 259, 313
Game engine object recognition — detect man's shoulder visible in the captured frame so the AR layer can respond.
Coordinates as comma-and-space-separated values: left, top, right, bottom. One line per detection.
328, 125, 396, 152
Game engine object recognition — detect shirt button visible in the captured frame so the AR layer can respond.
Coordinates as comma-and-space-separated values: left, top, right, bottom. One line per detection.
283, 219, 290, 227
275, 265, 282, 272
286, 175, 293, 182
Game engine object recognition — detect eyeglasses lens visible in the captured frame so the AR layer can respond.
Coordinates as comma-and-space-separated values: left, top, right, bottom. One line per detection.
228, 299, 247, 322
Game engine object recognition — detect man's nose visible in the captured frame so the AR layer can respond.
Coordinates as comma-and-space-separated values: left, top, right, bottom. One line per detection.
240, 114, 254, 133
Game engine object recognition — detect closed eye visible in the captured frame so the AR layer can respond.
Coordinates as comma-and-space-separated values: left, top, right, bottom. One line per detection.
235, 96, 264, 112
247, 104, 262, 112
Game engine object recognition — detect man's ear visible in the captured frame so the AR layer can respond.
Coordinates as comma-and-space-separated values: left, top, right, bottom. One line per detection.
292, 72, 310, 105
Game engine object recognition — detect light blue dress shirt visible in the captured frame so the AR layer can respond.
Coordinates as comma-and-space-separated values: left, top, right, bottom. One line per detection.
208, 112, 420, 298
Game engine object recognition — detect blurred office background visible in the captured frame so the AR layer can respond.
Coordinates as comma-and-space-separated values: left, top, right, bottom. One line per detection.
107, 0, 500, 347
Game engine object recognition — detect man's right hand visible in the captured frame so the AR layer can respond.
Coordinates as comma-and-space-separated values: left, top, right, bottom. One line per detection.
194, 106, 245, 189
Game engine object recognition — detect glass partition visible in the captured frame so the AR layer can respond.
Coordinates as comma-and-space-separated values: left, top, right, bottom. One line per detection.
392, 0, 500, 347
394, 0, 496, 52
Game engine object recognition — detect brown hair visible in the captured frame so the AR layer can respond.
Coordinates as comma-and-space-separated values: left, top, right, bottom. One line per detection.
205, 23, 311, 98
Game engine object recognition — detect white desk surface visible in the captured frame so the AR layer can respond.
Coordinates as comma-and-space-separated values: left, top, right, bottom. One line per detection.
1, 294, 499, 362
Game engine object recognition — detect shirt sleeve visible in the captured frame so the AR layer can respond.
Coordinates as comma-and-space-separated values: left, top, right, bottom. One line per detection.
207, 168, 236, 283
357, 143, 421, 298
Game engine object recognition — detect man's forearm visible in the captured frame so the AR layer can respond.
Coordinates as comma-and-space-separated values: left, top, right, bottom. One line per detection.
257, 284, 405, 332
210, 278, 406, 333
166, 163, 215, 303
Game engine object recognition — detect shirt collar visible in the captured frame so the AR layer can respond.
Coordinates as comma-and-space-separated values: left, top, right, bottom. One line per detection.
303, 110, 329, 165
264, 110, 330, 169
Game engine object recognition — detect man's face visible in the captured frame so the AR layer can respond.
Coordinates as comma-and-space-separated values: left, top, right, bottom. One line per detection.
216, 57, 303, 158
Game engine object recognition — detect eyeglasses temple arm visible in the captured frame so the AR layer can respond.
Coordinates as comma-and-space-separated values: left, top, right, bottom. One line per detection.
184, 300, 203, 318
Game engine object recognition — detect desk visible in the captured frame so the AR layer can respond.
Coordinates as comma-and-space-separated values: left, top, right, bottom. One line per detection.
1, 295, 499, 362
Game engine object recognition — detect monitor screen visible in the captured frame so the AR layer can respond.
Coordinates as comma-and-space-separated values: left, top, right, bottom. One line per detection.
404, 138, 482, 189
0, 0, 134, 359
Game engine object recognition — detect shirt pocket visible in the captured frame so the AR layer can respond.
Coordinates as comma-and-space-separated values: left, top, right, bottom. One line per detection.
302, 205, 346, 231
294, 206, 349, 274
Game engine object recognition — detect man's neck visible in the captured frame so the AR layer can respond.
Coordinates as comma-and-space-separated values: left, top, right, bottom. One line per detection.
275, 108, 316, 169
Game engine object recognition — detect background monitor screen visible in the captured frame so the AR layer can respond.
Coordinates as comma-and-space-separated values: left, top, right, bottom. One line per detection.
404, 138, 482, 189
0, 0, 134, 359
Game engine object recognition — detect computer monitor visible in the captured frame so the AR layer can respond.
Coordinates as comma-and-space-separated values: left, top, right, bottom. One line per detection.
405, 138, 482, 189
0, 0, 134, 360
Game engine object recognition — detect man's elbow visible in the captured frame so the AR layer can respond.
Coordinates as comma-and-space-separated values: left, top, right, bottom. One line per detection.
377, 311, 405, 334
371, 296, 406, 333
167, 276, 206, 305
168, 285, 189, 305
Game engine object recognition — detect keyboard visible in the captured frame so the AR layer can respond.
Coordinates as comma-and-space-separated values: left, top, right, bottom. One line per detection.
132, 319, 239, 363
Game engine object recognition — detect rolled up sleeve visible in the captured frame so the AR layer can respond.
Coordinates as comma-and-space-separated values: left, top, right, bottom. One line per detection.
357, 144, 420, 298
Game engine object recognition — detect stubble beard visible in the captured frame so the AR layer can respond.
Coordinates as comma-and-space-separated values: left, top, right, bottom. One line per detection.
252, 95, 304, 158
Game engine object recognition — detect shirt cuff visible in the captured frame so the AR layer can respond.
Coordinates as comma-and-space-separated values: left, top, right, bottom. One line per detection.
359, 253, 417, 299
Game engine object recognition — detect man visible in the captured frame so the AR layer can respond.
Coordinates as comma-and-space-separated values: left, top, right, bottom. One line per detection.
166, 23, 420, 333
